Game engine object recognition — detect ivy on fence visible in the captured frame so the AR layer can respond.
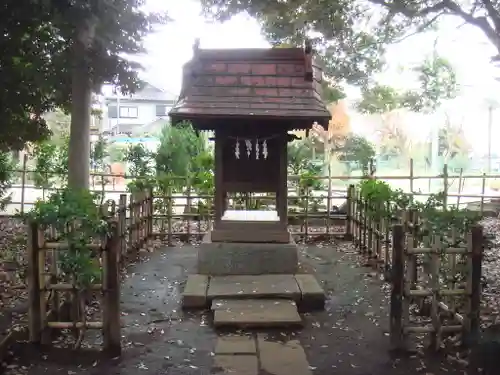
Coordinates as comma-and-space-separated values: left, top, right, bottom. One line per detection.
357, 179, 482, 245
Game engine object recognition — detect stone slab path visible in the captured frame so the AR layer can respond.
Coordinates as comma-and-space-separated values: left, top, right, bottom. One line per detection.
212, 299, 302, 328
214, 333, 312, 375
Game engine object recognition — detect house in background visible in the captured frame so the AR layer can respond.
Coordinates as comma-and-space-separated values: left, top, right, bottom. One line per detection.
101, 83, 177, 135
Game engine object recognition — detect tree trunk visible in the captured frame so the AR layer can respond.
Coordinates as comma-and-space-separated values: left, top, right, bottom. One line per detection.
68, 22, 95, 189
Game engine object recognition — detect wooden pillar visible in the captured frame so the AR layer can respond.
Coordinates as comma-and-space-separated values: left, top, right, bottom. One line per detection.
214, 130, 225, 225
276, 133, 288, 227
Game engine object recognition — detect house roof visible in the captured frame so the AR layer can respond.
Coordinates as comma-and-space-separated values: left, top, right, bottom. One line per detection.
105, 82, 177, 103
169, 43, 331, 129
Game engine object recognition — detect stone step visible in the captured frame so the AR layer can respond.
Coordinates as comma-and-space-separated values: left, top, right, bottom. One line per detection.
207, 274, 301, 300
182, 274, 326, 311
212, 299, 302, 328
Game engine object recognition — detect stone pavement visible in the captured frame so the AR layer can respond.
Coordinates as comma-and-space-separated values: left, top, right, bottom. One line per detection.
213, 333, 312, 375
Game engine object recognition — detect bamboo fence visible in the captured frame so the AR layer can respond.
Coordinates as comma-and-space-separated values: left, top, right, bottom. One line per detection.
27, 191, 153, 355
348, 184, 483, 351
389, 224, 482, 352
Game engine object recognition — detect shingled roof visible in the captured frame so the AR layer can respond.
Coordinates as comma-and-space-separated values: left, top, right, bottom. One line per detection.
169, 41, 331, 128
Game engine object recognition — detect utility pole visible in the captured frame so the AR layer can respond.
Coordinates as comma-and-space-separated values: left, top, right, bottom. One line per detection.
487, 104, 493, 174
112, 85, 121, 134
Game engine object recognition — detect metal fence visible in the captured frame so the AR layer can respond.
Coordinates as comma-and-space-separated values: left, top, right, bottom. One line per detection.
4, 159, 500, 220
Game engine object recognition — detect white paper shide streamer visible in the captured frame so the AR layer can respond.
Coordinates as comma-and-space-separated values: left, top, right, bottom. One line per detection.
234, 138, 270, 160
234, 138, 240, 159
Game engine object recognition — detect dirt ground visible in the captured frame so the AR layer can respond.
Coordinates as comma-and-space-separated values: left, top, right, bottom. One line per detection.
2, 240, 470, 375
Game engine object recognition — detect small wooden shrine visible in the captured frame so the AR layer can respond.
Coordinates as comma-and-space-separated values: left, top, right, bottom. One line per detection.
169, 40, 331, 243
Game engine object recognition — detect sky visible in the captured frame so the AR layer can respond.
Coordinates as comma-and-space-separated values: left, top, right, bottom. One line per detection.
141, 0, 500, 154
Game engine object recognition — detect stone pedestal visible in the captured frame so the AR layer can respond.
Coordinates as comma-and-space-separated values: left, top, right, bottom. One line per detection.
197, 232, 298, 275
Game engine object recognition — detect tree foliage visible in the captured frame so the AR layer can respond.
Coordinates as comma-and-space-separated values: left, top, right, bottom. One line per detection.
375, 111, 412, 162
338, 135, 376, 175
156, 122, 209, 180
43, 110, 71, 144
437, 114, 471, 161
356, 56, 458, 114
200, 0, 472, 107
202, 0, 500, 69
31, 137, 70, 189
1, 1, 165, 186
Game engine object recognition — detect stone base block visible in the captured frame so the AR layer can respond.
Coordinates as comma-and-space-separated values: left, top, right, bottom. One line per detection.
197, 233, 298, 275
181, 274, 209, 309
295, 274, 326, 310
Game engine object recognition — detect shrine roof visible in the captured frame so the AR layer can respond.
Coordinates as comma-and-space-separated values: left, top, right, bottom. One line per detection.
169, 43, 331, 129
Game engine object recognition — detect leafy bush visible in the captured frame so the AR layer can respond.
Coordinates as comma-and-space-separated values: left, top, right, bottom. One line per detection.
31, 136, 69, 189
288, 140, 324, 212
27, 188, 108, 287
123, 143, 155, 192
357, 179, 481, 244
155, 121, 210, 192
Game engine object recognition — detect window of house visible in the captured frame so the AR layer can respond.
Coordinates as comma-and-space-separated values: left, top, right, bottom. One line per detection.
108, 105, 118, 118
119, 106, 138, 118
156, 105, 167, 116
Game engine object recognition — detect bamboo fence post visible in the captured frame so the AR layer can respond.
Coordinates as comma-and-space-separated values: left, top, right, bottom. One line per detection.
357, 191, 363, 247
186, 179, 192, 241
139, 192, 145, 249
148, 187, 154, 246
351, 188, 356, 244
384, 200, 391, 271
362, 198, 368, 255
326, 165, 332, 236
167, 186, 173, 247
103, 221, 121, 357
409, 210, 418, 286
463, 225, 483, 347
448, 228, 458, 312
304, 186, 309, 239
346, 185, 354, 240
20, 154, 28, 214
429, 235, 442, 351
390, 224, 405, 351
38, 228, 48, 344
128, 194, 134, 250
367, 201, 374, 263
134, 194, 140, 250
28, 222, 41, 344
118, 194, 127, 260
375, 203, 382, 262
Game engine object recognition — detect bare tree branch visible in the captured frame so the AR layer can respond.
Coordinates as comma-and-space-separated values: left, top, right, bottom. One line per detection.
482, 0, 500, 35
369, 0, 500, 60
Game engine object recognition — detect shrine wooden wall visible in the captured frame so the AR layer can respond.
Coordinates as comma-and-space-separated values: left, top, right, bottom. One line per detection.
221, 136, 280, 193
